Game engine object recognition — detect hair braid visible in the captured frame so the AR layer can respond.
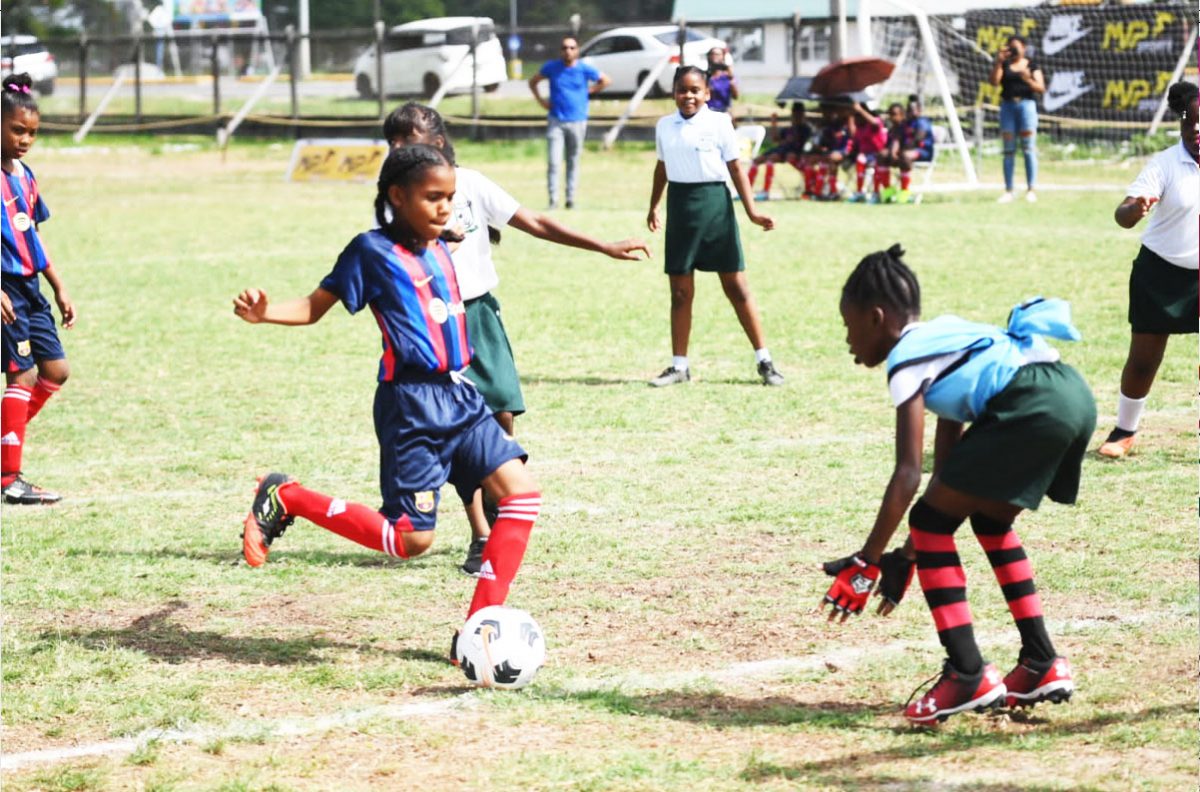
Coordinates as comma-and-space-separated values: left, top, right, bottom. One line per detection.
841, 243, 921, 317
383, 102, 456, 165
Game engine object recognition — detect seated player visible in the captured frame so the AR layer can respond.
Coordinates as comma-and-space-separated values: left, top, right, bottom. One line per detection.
879, 95, 934, 203
747, 102, 813, 200
849, 101, 889, 203
801, 100, 854, 200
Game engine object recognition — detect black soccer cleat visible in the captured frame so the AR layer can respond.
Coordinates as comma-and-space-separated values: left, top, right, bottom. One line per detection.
461, 537, 488, 578
2, 475, 61, 505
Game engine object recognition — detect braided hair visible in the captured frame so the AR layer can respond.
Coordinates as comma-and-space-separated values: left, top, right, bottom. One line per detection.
374, 143, 453, 249
2, 73, 39, 117
841, 244, 921, 318
1167, 81, 1198, 117
382, 102, 456, 165
673, 65, 709, 88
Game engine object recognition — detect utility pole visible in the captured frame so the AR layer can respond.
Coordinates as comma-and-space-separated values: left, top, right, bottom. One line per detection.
298, 0, 311, 79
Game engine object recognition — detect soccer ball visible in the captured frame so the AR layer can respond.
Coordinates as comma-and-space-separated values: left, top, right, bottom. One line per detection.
455, 605, 546, 690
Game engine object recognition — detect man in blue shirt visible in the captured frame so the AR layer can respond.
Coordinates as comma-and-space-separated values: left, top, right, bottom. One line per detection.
528, 37, 610, 209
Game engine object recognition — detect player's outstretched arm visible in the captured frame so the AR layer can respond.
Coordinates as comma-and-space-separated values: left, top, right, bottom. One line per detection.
508, 207, 650, 260
819, 394, 924, 623
233, 287, 338, 326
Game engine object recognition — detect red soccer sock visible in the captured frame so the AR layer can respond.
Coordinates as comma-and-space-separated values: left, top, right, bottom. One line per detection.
876, 168, 891, 191
279, 482, 413, 558
900, 171, 911, 190
26, 377, 61, 423
855, 160, 866, 192
468, 492, 541, 616
748, 164, 759, 187
971, 513, 1056, 663
763, 163, 774, 192
1, 384, 32, 483
910, 498, 982, 674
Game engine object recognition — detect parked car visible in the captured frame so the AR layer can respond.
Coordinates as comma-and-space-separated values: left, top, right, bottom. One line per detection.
579, 26, 728, 98
353, 16, 506, 99
1, 35, 58, 96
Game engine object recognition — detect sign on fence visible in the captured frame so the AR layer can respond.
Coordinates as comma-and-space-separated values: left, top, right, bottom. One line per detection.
285, 139, 388, 183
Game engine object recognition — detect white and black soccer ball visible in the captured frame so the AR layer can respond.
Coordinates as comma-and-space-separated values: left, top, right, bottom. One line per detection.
455, 605, 546, 690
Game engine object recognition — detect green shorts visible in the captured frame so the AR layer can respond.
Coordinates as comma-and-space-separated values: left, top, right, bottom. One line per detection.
463, 292, 525, 416
1128, 245, 1198, 335
664, 181, 744, 275
939, 362, 1096, 511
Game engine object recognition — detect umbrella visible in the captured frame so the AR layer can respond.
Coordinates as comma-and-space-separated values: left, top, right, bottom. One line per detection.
810, 57, 895, 97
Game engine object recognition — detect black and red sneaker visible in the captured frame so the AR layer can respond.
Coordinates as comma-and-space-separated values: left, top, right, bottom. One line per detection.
2, 474, 61, 505
241, 472, 295, 567
1004, 656, 1074, 708
905, 661, 1007, 724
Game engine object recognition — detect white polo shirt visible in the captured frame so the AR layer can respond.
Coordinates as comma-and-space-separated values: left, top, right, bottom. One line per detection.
448, 166, 521, 300
655, 106, 739, 183
1126, 141, 1199, 270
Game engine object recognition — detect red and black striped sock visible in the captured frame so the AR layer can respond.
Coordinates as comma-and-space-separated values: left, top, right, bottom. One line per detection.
910, 498, 982, 674
970, 513, 1056, 664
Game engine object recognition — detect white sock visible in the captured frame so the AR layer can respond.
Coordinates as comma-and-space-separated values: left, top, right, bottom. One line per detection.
754, 348, 772, 364
1115, 393, 1147, 433
672, 355, 689, 372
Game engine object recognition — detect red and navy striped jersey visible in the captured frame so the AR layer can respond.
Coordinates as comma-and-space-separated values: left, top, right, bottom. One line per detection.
2, 161, 52, 277
320, 230, 471, 380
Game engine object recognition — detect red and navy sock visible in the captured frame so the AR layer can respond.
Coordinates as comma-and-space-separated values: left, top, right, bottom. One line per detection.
971, 513, 1056, 664
468, 492, 541, 616
910, 498, 983, 674
277, 482, 413, 558
1, 384, 32, 485
26, 376, 61, 423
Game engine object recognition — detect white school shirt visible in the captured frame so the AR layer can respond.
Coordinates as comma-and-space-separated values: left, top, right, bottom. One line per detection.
1126, 141, 1199, 270
655, 105, 739, 183
448, 166, 521, 300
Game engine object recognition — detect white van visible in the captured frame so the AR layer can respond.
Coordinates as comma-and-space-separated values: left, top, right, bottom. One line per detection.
353, 17, 507, 99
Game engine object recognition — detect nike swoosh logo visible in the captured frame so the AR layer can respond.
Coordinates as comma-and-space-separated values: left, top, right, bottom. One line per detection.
1042, 28, 1089, 56
413, 275, 434, 288
3, 197, 16, 206
1043, 84, 1093, 112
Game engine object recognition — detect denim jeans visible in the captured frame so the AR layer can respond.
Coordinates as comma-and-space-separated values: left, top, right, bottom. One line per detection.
999, 98, 1038, 191
547, 118, 587, 206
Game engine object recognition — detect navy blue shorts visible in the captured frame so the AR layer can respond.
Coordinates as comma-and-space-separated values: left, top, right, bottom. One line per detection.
2, 275, 64, 374
373, 374, 526, 531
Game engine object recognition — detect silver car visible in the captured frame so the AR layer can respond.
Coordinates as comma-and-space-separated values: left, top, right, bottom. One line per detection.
354, 16, 507, 99
1, 35, 58, 96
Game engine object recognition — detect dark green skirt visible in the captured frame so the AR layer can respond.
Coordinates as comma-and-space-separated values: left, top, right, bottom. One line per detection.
1128, 245, 1198, 335
939, 362, 1096, 510
664, 181, 744, 275
463, 292, 525, 416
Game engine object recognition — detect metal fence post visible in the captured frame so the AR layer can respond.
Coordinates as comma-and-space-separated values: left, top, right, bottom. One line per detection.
78, 34, 89, 123
973, 104, 984, 176
286, 25, 299, 126
211, 36, 221, 116
133, 35, 143, 124
374, 20, 385, 120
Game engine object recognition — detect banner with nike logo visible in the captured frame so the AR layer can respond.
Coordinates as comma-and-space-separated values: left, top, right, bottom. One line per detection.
942, 3, 1189, 123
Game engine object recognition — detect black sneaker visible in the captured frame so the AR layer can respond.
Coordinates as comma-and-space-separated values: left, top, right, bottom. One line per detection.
449, 629, 461, 666
241, 472, 295, 567
2, 475, 61, 505
461, 537, 488, 577
757, 360, 784, 386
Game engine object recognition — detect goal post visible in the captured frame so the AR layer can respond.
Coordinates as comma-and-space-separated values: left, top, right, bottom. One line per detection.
859, 0, 978, 186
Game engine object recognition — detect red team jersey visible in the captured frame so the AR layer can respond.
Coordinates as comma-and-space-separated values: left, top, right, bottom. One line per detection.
2, 161, 52, 277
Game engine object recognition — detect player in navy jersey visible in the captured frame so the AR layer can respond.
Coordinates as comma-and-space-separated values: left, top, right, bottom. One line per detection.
233, 144, 541, 623
821, 245, 1093, 724
1, 73, 75, 505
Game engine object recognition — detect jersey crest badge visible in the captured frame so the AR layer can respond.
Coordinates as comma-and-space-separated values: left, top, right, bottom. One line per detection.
414, 490, 436, 513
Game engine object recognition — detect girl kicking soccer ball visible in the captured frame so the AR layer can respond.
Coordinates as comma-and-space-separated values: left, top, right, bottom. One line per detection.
821, 245, 1095, 724
2, 73, 75, 504
233, 144, 540, 622
646, 66, 783, 387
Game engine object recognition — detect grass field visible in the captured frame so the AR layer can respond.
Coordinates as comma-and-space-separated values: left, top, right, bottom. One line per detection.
1, 137, 1194, 791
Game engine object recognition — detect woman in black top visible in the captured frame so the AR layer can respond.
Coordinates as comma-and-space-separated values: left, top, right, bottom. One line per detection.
988, 36, 1045, 203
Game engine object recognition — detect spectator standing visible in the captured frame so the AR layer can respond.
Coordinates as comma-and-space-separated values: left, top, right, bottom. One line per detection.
989, 36, 1044, 204
705, 47, 738, 116
528, 37, 611, 210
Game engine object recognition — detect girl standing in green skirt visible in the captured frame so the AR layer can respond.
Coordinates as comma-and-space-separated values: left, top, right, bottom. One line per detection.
1097, 81, 1198, 459
646, 66, 783, 387
822, 245, 1095, 724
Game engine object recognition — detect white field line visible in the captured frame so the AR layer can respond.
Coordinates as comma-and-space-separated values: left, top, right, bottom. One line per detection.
2, 604, 1190, 772
1, 697, 475, 772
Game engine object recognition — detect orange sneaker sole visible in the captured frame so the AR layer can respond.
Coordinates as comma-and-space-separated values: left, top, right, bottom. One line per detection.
1097, 436, 1135, 459
242, 513, 269, 567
